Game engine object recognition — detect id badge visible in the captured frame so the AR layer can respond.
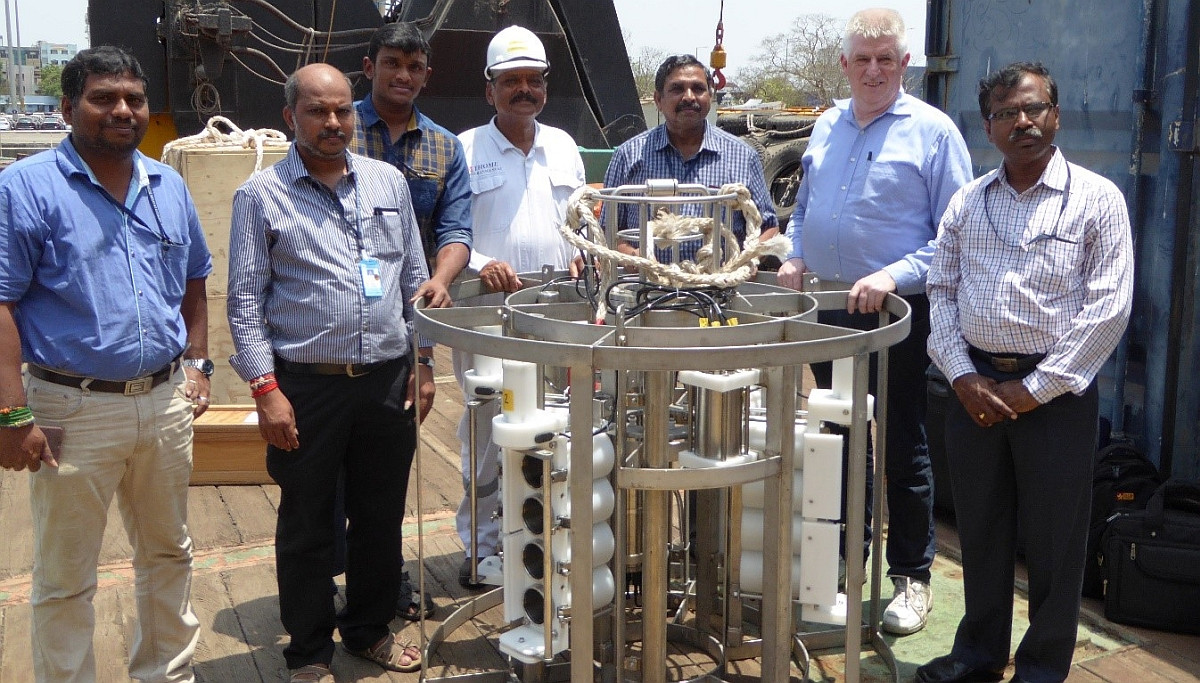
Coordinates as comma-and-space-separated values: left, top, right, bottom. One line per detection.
359, 257, 384, 298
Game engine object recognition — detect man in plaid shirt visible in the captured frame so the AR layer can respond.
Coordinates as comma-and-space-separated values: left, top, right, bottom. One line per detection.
348, 21, 473, 622
353, 22, 472, 307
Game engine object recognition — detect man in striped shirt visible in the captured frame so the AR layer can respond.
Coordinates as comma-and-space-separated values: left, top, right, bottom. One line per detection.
227, 63, 431, 682
919, 62, 1133, 683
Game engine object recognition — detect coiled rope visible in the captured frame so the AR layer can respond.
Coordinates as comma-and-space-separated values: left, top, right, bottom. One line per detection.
160, 115, 290, 172
561, 183, 791, 292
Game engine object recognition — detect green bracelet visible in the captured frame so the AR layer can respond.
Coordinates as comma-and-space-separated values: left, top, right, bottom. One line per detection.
0, 405, 35, 428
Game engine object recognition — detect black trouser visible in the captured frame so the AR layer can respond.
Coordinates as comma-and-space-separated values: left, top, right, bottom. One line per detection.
945, 361, 1095, 682
267, 357, 415, 669
812, 293, 936, 582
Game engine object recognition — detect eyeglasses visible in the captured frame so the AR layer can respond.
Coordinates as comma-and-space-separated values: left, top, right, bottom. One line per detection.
987, 101, 1056, 122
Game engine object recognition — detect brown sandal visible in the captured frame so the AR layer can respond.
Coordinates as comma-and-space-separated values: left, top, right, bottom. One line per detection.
345, 633, 422, 673
289, 663, 333, 682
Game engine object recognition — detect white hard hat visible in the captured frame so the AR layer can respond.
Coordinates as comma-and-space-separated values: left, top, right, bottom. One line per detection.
485, 25, 549, 79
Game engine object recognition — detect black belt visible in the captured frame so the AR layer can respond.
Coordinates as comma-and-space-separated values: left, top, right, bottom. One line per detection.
274, 356, 399, 378
29, 360, 180, 395
968, 346, 1045, 374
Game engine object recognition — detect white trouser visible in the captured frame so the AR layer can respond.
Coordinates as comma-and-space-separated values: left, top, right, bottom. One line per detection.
27, 369, 199, 683
452, 350, 502, 557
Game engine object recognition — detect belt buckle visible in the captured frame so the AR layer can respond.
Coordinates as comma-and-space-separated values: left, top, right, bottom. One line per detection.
124, 377, 153, 395
345, 363, 367, 378
993, 357, 1019, 373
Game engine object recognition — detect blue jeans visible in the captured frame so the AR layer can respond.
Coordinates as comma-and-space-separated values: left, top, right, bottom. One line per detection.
812, 293, 936, 583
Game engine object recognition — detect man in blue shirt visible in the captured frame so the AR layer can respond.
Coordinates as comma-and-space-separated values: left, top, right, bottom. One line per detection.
0, 47, 213, 682
777, 8, 973, 636
603, 54, 779, 263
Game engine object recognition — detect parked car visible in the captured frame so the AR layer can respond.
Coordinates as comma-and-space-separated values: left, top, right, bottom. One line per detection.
0, 116, 10, 131
40, 115, 66, 130
13, 116, 36, 130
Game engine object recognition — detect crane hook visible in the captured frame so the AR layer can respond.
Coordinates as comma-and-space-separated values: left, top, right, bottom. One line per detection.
710, 1, 727, 91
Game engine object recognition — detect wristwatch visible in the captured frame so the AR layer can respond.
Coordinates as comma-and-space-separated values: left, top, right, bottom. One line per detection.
416, 356, 435, 370
183, 358, 215, 377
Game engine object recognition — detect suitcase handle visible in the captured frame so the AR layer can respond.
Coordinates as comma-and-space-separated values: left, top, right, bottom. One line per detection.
1145, 481, 1200, 528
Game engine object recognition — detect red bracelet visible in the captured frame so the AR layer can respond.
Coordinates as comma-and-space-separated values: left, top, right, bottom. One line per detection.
251, 380, 279, 398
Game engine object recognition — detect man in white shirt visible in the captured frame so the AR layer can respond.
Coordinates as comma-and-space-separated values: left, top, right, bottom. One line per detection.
454, 25, 585, 587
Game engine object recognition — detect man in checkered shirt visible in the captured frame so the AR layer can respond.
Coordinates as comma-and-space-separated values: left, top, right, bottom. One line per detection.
919, 61, 1133, 683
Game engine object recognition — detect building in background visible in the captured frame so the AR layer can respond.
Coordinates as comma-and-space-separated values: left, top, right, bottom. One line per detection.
0, 41, 76, 112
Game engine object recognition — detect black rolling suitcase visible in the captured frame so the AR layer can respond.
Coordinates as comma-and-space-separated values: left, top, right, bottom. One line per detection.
1102, 481, 1200, 634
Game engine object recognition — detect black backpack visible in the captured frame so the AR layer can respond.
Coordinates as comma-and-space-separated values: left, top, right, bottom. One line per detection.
1082, 442, 1162, 598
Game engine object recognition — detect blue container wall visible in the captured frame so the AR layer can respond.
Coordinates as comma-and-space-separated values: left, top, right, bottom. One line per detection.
925, 0, 1200, 480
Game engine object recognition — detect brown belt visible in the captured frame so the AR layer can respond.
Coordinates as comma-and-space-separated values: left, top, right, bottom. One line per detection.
274, 357, 399, 378
968, 346, 1045, 374
29, 360, 179, 395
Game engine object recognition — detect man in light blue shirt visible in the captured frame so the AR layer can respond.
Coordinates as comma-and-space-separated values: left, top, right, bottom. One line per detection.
777, 7, 973, 636
0, 46, 211, 682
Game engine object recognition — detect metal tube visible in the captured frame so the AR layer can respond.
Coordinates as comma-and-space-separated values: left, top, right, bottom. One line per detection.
542, 454, 554, 662
467, 399, 482, 583
569, 366, 598, 681
843, 353, 871, 682
640, 370, 671, 683
759, 365, 796, 681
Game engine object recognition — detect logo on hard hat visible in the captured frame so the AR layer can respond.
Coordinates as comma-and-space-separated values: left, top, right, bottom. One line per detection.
485, 25, 550, 79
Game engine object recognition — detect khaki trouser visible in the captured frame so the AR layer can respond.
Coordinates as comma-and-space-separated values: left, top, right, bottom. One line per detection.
27, 369, 199, 683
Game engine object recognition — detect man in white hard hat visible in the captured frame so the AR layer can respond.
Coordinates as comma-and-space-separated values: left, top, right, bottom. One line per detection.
454, 25, 585, 588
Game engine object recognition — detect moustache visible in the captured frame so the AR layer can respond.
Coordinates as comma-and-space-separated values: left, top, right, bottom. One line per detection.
318, 130, 347, 141
510, 92, 539, 105
1008, 127, 1044, 143
675, 103, 703, 113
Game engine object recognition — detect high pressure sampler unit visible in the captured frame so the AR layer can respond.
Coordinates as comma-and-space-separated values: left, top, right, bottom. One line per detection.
414, 180, 909, 682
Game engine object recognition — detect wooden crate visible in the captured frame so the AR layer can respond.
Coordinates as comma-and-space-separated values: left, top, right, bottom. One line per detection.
192, 405, 271, 485
168, 146, 289, 405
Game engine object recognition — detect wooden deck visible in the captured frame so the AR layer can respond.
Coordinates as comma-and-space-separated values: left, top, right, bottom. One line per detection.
1, 348, 1198, 681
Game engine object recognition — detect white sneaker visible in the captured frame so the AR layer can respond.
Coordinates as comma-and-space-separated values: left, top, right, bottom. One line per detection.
881, 576, 932, 635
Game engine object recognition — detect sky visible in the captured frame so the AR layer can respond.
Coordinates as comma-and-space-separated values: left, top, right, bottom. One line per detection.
35, 0, 927, 70
612, 0, 928, 72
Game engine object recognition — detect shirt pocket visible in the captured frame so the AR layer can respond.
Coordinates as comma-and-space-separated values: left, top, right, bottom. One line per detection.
1024, 237, 1086, 295
368, 214, 410, 260
548, 166, 581, 208
404, 173, 441, 221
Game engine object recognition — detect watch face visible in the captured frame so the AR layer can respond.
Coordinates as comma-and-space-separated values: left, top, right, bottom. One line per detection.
187, 359, 215, 376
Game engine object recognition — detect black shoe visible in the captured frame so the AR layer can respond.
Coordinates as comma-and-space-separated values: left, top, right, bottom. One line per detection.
396, 571, 435, 621
458, 556, 495, 590
915, 654, 1004, 683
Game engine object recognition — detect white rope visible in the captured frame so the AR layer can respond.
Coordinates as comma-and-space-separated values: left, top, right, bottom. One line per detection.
160, 115, 290, 172
561, 183, 791, 298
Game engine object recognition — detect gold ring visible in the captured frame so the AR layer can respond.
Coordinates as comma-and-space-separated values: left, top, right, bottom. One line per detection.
978, 412, 986, 420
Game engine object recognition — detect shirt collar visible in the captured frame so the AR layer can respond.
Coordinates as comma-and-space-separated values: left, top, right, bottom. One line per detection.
358, 95, 424, 136
280, 143, 355, 186
56, 136, 152, 208
649, 121, 717, 156
994, 146, 1067, 193
834, 89, 912, 129
487, 116, 544, 153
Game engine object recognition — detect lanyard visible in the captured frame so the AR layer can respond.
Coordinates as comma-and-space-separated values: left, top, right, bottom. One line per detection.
983, 164, 1074, 248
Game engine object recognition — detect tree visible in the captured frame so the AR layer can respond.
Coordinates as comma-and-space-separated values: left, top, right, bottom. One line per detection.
734, 14, 849, 107
630, 44, 667, 100
38, 64, 63, 98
